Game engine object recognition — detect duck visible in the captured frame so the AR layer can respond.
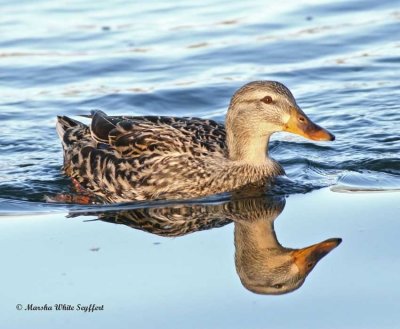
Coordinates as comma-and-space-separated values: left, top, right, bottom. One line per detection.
57, 81, 335, 203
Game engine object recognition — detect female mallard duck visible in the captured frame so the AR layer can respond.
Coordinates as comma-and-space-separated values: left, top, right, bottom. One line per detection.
57, 81, 334, 203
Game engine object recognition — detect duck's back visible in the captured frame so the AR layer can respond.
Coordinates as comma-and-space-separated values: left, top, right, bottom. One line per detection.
57, 111, 229, 202
89, 110, 227, 157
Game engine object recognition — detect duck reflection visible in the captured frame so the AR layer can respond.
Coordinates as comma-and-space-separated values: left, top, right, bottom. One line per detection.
232, 198, 341, 294
74, 196, 341, 295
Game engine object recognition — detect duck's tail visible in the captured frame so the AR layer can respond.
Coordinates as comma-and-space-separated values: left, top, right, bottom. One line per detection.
56, 116, 93, 152
56, 116, 84, 139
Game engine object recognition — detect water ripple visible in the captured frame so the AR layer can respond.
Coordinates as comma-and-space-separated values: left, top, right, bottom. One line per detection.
0, 0, 399, 208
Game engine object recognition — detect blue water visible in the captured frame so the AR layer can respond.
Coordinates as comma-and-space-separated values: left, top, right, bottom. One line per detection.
1, 0, 400, 208
1, 1, 400, 328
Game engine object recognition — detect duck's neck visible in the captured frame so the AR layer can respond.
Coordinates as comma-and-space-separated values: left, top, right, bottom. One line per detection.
227, 132, 272, 165
234, 217, 280, 251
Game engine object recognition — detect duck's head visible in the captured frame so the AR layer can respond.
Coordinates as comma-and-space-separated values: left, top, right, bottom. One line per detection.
226, 81, 335, 162
236, 237, 342, 295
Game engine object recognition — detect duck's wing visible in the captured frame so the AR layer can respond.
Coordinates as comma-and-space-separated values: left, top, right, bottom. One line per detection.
89, 110, 227, 157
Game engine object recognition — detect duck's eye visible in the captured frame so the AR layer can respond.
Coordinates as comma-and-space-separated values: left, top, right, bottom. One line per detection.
298, 116, 306, 123
261, 95, 273, 104
273, 284, 283, 289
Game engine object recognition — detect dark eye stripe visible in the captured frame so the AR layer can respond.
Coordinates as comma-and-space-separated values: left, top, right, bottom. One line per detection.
261, 96, 273, 104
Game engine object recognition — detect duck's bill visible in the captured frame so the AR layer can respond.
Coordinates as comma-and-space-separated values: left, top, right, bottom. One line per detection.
284, 108, 335, 141
292, 238, 342, 275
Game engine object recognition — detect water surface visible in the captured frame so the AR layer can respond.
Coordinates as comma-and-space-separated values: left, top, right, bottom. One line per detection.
1, 0, 399, 205
1, 190, 400, 328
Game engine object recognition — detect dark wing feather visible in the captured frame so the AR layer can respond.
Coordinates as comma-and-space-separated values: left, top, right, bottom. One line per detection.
90, 110, 227, 157
89, 110, 122, 143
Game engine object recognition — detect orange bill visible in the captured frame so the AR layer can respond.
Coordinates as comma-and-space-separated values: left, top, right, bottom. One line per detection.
292, 238, 342, 275
283, 107, 335, 141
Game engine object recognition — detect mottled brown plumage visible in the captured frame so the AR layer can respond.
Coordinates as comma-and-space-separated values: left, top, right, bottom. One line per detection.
56, 81, 334, 203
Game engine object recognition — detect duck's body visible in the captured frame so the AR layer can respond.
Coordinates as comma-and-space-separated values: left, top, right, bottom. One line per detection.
57, 81, 334, 203
57, 113, 283, 202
